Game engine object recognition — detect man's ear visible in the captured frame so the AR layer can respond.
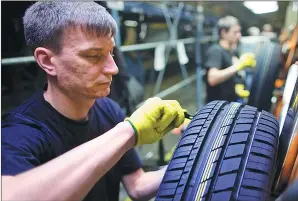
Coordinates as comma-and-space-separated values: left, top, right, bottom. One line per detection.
34, 47, 57, 76
220, 29, 227, 38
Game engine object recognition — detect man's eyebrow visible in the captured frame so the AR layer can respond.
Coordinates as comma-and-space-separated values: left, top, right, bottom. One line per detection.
81, 48, 105, 52
80, 46, 116, 52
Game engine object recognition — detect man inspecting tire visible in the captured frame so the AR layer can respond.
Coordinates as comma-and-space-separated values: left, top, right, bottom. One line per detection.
1, 2, 185, 201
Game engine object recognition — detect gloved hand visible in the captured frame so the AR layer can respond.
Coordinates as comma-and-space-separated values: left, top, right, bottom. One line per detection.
236, 53, 257, 71
235, 84, 250, 98
172, 118, 191, 135
125, 97, 185, 146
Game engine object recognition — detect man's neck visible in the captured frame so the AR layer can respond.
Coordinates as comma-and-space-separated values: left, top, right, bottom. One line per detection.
44, 83, 95, 121
219, 40, 232, 51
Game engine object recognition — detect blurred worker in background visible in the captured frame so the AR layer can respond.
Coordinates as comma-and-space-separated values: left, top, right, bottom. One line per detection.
247, 26, 261, 36
1, 2, 185, 201
204, 15, 257, 103
261, 23, 277, 40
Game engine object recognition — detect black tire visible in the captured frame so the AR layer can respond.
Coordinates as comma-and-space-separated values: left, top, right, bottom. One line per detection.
248, 42, 282, 112
274, 76, 298, 193
155, 101, 279, 201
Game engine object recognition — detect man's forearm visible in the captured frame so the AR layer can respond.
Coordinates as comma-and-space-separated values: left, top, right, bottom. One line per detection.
134, 167, 167, 201
2, 122, 135, 201
207, 65, 238, 86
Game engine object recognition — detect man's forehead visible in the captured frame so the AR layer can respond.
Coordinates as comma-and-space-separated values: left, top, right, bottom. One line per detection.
78, 38, 115, 52
230, 24, 241, 31
64, 26, 115, 41
63, 28, 115, 50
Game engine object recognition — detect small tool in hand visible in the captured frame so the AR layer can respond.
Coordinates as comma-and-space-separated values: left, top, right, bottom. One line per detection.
184, 111, 194, 120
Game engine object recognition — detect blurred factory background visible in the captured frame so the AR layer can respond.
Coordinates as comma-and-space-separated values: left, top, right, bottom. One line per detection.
1, 2, 297, 200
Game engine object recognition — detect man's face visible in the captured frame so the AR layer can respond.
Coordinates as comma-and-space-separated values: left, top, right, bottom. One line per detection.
223, 24, 242, 45
51, 28, 119, 100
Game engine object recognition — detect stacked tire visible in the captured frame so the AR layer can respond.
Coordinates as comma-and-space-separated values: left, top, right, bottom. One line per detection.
248, 42, 282, 112
156, 101, 279, 201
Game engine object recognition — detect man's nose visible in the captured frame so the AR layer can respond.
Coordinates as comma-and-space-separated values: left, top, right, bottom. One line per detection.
103, 54, 119, 75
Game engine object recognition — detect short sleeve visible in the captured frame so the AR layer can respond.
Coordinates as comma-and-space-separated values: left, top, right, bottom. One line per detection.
204, 46, 223, 70
118, 148, 142, 175
2, 124, 47, 175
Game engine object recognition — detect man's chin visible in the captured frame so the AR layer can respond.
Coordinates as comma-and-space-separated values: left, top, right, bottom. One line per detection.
93, 88, 110, 99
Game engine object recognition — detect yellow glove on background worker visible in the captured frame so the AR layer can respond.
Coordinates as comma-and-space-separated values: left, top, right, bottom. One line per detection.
235, 84, 250, 98
125, 97, 185, 146
236, 53, 257, 71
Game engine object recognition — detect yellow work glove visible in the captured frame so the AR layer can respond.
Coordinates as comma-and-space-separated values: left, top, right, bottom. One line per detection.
172, 118, 191, 135
235, 84, 250, 98
125, 97, 185, 146
236, 53, 257, 71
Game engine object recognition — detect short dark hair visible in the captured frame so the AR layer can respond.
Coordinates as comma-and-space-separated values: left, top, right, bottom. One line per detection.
23, 2, 117, 53
217, 16, 239, 38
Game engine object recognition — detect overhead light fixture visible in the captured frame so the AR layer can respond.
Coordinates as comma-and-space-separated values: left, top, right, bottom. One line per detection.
243, 1, 279, 14
124, 20, 138, 27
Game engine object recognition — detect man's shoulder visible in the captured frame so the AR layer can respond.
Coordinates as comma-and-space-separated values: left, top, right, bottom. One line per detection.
2, 112, 47, 134
2, 91, 49, 135
1, 112, 50, 151
3, 90, 44, 119
207, 44, 223, 52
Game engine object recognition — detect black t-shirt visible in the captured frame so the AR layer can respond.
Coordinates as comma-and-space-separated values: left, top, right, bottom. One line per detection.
1, 88, 142, 201
204, 44, 239, 102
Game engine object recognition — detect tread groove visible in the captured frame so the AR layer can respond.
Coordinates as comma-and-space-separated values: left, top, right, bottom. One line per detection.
242, 185, 266, 192
254, 138, 275, 148
218, 169, 239, 177
213, 187, 234, 194
257, 128, 278, 139
224, 154, 244, 160
229, 141, 248, 146
258, 122, 278, 132
251, 152, 272, 160
246, 168, 269, 176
